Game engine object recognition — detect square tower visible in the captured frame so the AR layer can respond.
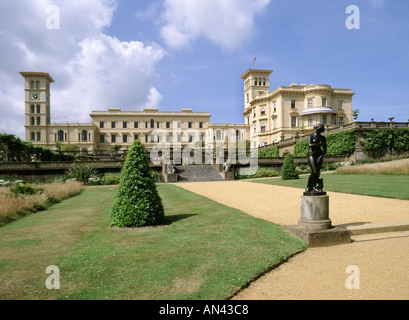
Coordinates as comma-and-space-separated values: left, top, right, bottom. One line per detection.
20, 72, 54, 145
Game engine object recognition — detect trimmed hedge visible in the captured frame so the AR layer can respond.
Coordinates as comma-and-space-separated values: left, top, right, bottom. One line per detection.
111, 140, 165, 228
281, 153, 299, 180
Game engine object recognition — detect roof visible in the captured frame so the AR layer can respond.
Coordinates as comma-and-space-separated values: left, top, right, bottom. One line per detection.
19, 72, 55, 83
299, 107, 338, 116
240, 69, 274, 79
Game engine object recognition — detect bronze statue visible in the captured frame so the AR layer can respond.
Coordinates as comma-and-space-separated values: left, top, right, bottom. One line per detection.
305, 123, 327, 195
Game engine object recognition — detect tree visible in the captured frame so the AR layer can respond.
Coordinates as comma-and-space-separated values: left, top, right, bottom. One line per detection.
111, 139, 165, 228
281, 153, 299, 180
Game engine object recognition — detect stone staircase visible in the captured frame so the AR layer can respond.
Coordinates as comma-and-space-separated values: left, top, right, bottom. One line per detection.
347, 220, 409, 242
175, 165, 224, 182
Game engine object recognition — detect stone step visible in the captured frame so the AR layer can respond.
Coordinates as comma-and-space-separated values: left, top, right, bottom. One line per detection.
346, 220, 409, 235
346, 220, 409, 243
351, 230, 409, 242
175, 165, 224, 182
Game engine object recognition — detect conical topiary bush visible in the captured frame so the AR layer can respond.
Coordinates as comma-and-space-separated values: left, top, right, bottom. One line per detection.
111, 139, 165, 228
281, 153, 299, 180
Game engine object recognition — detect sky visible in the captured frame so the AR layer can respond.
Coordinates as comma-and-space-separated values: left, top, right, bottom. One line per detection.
1, 0, 408, 139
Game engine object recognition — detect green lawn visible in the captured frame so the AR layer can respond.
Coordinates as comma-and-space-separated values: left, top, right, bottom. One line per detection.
250, 173, 409, 200
0, 184, 306, 300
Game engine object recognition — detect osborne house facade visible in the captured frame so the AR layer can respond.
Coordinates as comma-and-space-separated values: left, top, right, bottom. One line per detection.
21, 69, 354, 153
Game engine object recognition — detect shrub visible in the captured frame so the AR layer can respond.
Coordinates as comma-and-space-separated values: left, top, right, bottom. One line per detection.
9, 183, 45, 197
102, 173, 122, 185
67, 163, 98, 184
111, 140, 165, 228
281, 154, 299, 180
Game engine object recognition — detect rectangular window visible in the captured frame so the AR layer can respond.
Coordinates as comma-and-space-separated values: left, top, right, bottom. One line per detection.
339, 117, 344, 126
111, 135, 116, 143
123, 122, 127, 129
260, 106, 266, 115
111, 122, 116, 129
199, 122, 203, 129
261, 121, 266, 132
134, 122, 138, 129
100, 122, 104, 129
273, 119, 277, 129
188, 122, 193, 129
308, 116, 314, 126
177, 134, 181, 142
253, 108, 256, 117
100, 135, 105, 143
291, 116, 297, 127
322, 98, 327, 107
291, 100, 296, 109
123, 134, 128, 143
150, 135, 155, 143
36, 132, 41, 142
134, 134, 139, 141
253, 124, 257, 134
322, 115, 327, 124
145, 122, 148, 129
145, 135, 148, 143
308, 99, 313, 108
157, 122, 160, 129
273, 103, 277, 112
177, 122, 181, 129
338, 101, 343, 110
166, 122, 171, 129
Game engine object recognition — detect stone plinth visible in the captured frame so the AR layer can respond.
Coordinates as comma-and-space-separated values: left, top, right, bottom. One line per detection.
299, 195, 331, 231
284, 194, 351, 247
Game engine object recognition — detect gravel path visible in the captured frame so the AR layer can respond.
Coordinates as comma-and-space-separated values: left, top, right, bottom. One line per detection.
176, 180, 409, 300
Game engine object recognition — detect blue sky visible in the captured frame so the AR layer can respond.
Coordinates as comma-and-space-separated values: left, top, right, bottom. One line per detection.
1, 0, 408, 139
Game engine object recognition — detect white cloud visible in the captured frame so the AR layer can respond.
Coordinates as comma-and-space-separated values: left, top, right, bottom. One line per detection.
160, 0, 271, 51
145, 87, 164, 108
0, 0, 165, 138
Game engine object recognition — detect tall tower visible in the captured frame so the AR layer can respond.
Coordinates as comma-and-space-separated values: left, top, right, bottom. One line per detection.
20, 72, 54, 145
241, 69, 273, 111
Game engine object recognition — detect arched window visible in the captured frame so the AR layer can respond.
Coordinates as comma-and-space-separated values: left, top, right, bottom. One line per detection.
30, 81, 35, 89
31, 117, 35, 125
31, 132, 35, 141
36, 132, 41, 142
150, 119, 154, 129
37, 105, 41, 113
37, 117, 41, 126
58, 130, 64, 142
36, 81, 40, 90
254, 78, 258, 86
81, 130, 88, 141
31, 105, 35, 113
263, 78, 266, 86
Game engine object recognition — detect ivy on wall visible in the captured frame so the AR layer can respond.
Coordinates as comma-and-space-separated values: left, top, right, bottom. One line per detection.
361, 129, 409, 154
258, 146, 279, 157
294, 130, 357, 157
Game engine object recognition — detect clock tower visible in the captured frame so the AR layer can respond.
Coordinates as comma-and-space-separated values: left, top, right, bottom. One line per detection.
20, 72, 54, 145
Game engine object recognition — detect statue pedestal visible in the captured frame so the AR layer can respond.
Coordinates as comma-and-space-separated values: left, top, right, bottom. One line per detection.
284, 193, 351, 247
299, 194, 331, 230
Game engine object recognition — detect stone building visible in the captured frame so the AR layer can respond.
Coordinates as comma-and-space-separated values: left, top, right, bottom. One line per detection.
20, 71, 248, 153
241, 69, 354, 147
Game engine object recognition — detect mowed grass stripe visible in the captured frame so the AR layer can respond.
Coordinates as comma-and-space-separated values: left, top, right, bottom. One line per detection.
250, 173, 409, 200
0, 184, 306, 300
